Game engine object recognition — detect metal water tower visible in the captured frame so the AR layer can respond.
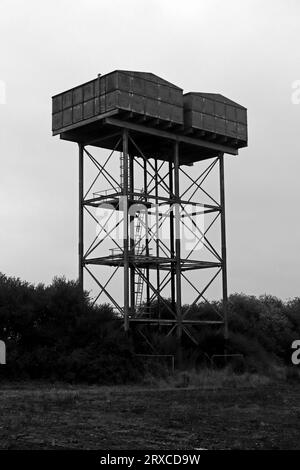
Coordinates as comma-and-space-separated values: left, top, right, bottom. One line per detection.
52, 70, 247, 350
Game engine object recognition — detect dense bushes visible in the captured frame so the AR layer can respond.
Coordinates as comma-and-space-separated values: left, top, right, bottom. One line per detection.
227, 294, 299, 368
0, 272, 299, 382
0, 274, 143, 383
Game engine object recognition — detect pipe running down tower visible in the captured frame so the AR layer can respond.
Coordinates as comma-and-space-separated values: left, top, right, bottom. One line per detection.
52, 70, 248, 350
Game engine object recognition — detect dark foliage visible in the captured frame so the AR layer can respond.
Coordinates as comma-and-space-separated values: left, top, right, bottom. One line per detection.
0, 273, 299, 382
0, 274, 143, 383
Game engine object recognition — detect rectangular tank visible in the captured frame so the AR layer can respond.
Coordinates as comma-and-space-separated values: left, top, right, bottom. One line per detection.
52, 70, 184, 134
183, 92, 247, 146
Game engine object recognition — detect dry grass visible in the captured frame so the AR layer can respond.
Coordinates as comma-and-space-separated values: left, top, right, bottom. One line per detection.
0, 374, 300, 449
142, 367, 273, 390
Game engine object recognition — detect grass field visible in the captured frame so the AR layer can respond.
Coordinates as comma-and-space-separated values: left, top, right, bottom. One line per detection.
0, 372, 299, 450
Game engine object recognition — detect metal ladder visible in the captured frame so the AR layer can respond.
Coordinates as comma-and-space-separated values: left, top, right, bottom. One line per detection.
134, 210, 146, 310
120, 151, 147, 312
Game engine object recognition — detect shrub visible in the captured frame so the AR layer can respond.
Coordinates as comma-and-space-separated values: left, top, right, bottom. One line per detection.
1, 273, 299, 382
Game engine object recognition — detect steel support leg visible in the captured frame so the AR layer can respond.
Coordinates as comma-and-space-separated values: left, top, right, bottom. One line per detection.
78, 143, 84, 295
219, 154, 229, 343
174, 142, 182, 365
169, 160, 176, 311
144, 159, 150, 307
129, 155, 135, 315
155, 158, 161, 324
123, 129, 129, 331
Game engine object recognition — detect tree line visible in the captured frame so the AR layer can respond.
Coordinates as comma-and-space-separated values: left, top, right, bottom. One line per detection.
0, 273, 299, 383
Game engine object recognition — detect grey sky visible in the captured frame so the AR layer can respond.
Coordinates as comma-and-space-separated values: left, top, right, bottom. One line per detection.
0, 0, 299, 299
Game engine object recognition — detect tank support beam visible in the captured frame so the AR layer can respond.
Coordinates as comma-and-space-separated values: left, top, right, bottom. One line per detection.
219, 154, 229, 342
123, 129, 129, 332
174, 142, 182, 364
78, 143, 84, 294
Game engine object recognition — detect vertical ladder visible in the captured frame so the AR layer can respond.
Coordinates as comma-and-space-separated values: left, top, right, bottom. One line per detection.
121, 148, 147, 312
134, 210, 146, 311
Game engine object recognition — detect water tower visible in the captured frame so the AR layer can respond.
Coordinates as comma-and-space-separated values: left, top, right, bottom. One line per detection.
52, 70, 247, 351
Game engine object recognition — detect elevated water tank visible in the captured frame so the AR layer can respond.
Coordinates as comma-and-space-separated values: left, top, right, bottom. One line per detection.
183, 92, 247, 147
52, 71, 247, 161
52, 70, 183, 135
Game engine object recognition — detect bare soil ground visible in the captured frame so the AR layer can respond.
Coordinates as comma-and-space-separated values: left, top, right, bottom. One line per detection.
0, 381, 299, 450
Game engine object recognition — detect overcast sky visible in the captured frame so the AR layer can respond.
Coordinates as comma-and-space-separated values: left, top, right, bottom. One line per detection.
0, 0, 299, 300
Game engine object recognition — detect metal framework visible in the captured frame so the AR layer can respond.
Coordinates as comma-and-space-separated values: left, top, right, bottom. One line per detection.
77, 119, 229, 355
